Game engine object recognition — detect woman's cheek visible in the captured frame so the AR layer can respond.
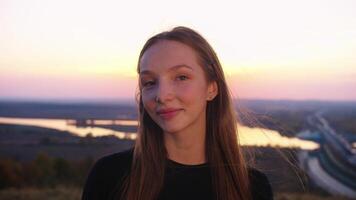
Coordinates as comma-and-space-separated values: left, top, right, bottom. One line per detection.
176, 84, 199, 102
142, 90, 156, 108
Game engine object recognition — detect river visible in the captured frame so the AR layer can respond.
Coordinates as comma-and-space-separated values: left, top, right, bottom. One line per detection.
0, 117, 319, 150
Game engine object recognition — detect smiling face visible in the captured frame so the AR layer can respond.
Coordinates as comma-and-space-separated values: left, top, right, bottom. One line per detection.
139, 40, 217, 135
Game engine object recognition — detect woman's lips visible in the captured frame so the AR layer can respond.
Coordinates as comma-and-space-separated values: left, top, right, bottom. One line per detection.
157, 109, 182, 120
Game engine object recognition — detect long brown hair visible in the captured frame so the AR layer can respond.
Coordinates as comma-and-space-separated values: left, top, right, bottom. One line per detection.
120, 26, 252, 200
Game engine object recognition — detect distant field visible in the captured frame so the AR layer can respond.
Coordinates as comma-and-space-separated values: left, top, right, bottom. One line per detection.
0, 123, 134, 161
0, 101, 137, 120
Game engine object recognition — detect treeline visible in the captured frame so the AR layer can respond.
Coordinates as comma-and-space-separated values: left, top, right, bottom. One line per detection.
0, 153, 94, 189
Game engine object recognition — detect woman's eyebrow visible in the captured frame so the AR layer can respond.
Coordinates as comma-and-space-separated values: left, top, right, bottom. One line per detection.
140, 64, 194, 75
168, 64, 194, 72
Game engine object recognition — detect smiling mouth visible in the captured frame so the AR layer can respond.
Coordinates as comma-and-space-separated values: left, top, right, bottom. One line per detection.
157, 109, 182, 120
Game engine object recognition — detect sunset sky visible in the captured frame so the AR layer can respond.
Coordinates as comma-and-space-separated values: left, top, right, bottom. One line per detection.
1, 0, 356, 102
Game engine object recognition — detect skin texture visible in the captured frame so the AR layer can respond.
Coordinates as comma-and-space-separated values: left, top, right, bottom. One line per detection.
139, 40, 217, 165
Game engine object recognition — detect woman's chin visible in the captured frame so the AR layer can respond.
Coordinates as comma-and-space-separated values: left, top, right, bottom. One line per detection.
160, 125, 183, 135
162, 128, 179, 135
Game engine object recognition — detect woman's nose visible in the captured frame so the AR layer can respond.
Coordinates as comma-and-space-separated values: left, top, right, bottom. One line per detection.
155, 81, 174, 104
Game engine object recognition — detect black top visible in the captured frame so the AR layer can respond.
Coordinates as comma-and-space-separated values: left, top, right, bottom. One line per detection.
82, 148, 273, 200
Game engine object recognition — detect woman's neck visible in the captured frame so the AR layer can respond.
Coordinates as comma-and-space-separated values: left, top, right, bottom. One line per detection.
163, 127, 206, 165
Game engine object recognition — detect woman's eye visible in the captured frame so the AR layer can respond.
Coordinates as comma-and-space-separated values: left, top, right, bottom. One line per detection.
177, 75, 188, 81
143, 81, 155, 87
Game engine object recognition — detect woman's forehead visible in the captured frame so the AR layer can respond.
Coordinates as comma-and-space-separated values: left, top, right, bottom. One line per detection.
139, 40, 202, 74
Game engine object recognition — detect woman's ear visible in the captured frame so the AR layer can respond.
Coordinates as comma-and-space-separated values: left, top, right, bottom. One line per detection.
207, 81, 218, 101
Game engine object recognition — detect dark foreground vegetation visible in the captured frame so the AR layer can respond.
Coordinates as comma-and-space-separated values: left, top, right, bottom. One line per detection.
0, 147, 351, 200
0, 152, 92, 189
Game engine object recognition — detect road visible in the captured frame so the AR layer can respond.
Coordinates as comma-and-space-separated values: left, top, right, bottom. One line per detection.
298, 111, 356, 198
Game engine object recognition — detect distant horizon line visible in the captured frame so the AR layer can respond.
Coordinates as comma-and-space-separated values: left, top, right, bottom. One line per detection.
1, 97, 356, 105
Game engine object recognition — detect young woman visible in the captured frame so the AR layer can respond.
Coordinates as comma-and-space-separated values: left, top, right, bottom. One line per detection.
82, 26, 273, 200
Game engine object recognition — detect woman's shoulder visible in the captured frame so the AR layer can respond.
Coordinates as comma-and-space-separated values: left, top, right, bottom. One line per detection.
96, 148, 134, 168
90, 148, 134, 174
247, 167, 274, 200
81, 148, 134, 200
